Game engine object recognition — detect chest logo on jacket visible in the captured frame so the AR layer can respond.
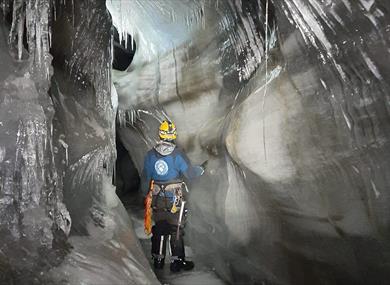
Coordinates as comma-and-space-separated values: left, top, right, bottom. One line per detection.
155, 159, 169, 176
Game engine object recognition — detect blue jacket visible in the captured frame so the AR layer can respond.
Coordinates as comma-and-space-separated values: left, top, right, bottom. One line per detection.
141, 142, 203, 196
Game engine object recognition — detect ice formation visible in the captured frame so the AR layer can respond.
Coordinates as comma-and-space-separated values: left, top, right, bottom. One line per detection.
112, 0, 390, 284
0, 0, 389, 284
0, 0, 157, 284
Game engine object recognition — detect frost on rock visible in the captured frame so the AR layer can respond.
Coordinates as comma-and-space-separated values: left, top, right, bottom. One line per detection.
5, 0, 52, 79
0, 1, 69, 283
107, 0, 272, 82
1, 0, 390, 283
112, 0, 390, 284
0, 0, 158, 284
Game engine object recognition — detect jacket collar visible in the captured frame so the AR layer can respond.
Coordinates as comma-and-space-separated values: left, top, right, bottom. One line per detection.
154, 140, 176, 156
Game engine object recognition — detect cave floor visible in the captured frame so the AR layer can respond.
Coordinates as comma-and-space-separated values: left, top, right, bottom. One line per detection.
121, 193, 225, 285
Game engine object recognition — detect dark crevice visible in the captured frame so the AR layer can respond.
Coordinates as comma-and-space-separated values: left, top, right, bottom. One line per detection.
114, 133, 140, 198
112, 27, 136, 71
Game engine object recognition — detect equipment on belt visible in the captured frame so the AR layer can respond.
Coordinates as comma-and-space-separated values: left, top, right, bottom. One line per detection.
176, 200, 186, 241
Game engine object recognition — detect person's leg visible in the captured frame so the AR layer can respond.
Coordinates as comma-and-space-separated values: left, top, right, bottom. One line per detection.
169, 224, 194, 272
151, 221, 169, 269
169, 224, 185, 258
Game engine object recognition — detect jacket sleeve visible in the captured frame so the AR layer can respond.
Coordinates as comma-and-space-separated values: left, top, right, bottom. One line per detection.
140, 153, 152, 197
175, 150, 204, 179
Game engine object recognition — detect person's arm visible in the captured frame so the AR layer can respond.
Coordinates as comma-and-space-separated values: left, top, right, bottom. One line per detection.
175, 150, 204, 179
140, 153, 152, 197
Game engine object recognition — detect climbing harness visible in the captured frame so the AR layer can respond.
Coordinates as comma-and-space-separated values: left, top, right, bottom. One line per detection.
144, 180, 187, 235
151, 181, 185, 212
176, 200, 186, 241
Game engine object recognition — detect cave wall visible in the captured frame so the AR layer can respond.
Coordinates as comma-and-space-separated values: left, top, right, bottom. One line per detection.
46, 1, 158, 283
1, 0, 389, 284
0, 2, 71, 282
112, 1, 390, 284
0, 0, 159, 284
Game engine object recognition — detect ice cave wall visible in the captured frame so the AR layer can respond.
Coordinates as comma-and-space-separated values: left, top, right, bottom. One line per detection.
0, 1, 69, 282
1, 0, 390, 284
0, 1, 158, 284
112, 0, 390, 284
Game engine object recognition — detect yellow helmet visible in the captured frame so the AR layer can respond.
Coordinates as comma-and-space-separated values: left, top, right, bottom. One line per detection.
159, 120, 177, 141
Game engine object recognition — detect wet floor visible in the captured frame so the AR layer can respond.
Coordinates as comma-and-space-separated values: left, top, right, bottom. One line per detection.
121, 193, 225, 285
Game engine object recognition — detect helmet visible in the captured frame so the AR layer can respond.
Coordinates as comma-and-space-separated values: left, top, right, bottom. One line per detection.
159, 120, 177, 141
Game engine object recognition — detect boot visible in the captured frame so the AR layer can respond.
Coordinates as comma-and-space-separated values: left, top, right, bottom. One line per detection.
153, 257, 165, 269
170, 259, 194, 272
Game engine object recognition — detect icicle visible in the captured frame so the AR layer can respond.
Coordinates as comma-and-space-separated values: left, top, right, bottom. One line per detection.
49, 26, 52, 48
71, 0, 74, 27
58, 139, 69, 166
201, 0, 206, 30
9, 0, 24, 57
17, 11, 24, 60
53, 0, 56, 21
36, 18, 42, 65
261, 0, 269, 161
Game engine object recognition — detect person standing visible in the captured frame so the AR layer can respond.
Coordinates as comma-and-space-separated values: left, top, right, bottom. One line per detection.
141, 120, 205, 273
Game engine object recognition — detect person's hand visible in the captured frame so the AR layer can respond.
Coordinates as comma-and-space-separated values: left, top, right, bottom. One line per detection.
201, 160, 208, 170
197, 160, 208, 176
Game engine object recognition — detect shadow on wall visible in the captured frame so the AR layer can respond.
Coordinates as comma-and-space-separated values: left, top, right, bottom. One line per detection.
114, 133, 140, 197
112, 28, 140, 196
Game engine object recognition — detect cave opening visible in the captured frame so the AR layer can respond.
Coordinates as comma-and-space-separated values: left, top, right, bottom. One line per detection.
114, 133, 140, 198
112, 28, 136, 72
111, 28, 141, 203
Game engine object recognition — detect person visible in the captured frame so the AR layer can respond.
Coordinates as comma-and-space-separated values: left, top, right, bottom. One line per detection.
141, 120, 205, 273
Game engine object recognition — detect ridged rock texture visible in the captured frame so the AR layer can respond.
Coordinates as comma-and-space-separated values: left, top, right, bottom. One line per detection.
111, 1, 390, 284
0, 0, 158, 284
1, 0, 390, 284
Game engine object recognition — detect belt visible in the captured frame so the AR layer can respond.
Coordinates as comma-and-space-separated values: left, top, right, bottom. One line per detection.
153, 180, 183, 186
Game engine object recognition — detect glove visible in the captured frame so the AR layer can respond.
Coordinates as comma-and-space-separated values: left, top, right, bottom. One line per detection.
201, 160, 208, 170
196, 160, 208, 176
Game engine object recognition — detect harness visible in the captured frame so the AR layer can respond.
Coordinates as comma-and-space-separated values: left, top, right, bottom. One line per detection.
152, 180, 187, 213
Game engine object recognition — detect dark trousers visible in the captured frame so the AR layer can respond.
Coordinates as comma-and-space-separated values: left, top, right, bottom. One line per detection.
151, 220, 185, 260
